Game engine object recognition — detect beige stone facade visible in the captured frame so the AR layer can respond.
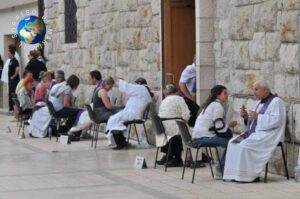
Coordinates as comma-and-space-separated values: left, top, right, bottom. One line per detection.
44, 0, 161, 104
45, 0, 300, 173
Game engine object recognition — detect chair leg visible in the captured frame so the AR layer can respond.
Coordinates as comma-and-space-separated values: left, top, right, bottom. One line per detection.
143, 123, 150, 145
154, 147, 159, 169
127, 124, 131, 142
165, 142, 172, 172
264, 163, 268, 183
134, 124, 140, 144
192, 148, 200, 184
18, 118, 22, 135
94, 124, 99, 149
56, 120, 60, 142
215, 147, 222, 175
209, 147, 215, 164
280, 143, 290, 180
182, 148, 189, 180
91, 123, 96, 148
206, 147, 214, 178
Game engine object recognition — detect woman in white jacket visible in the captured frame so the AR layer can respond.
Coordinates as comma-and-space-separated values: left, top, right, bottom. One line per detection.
156, 84, 190, 167
192, 85, 237, 178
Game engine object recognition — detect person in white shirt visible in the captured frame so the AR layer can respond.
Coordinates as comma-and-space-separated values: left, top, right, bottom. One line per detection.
192, 85, 237, 178
223, 80, 286, 182
179, 56, 196, 101
156, 84, 190, 167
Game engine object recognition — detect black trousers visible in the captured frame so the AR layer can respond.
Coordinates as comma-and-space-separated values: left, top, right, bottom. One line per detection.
8, 79, 18, 111
55, 108, 82, 130
161, 135, 183, 161
112, 131, 127, 146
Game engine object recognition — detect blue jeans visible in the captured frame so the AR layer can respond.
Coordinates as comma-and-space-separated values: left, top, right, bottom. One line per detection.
193, 136, 230, 172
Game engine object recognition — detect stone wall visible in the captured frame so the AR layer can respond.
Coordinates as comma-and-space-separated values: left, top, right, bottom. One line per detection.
214, 0, 300, 174
44, 0, 161, 104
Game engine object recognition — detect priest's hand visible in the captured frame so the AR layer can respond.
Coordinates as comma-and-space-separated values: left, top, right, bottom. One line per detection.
240, 106, 248, 119
248, 110, 258, 120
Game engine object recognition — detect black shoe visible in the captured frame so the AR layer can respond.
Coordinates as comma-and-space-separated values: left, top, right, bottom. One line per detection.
113, 142, 130, 150
253, 177, 260, 182
201, 153, 211, 163
69, 135, 80, 142
29, 133, 38, 138
165, 159, 183, 167
156, 155, 167, 165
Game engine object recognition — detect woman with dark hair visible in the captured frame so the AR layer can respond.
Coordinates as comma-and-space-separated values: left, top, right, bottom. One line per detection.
49, 74, 82, 130
192, 85, 237, 179
25, 50, 47, 86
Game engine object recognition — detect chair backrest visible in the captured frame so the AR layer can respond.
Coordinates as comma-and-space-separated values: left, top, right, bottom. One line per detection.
12, 98, 22, 113
150, 114, 166, 136
142, 103, 151, 120
85, 104, 95, 122
46, 100, 58, 118
176, 120, 194, 148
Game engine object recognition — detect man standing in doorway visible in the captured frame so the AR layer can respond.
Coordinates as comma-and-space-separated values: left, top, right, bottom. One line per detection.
7, 49, 20, 113
179, 56, 196, 101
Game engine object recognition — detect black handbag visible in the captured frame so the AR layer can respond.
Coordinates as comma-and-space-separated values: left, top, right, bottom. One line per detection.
209, 118, 233, 138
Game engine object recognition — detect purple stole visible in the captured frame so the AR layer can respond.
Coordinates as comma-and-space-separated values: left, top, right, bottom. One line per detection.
232, 94, 275, 143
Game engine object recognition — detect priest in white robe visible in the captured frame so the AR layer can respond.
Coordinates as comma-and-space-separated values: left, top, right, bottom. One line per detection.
223, 80, 286, 182
105, 78, 153, 149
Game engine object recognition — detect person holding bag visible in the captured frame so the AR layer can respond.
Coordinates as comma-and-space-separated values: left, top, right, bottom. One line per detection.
192, 85, 237, 179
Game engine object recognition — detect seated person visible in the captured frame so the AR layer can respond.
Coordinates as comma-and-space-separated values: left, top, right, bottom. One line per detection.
34, 71, 52, 103
223, 80, 286, 182
93, 77, 124, 123
17, 76, 35, 115
156, 84, 190, 167
105, 77, 153, 150
192, 85, 237, 179
49, 75, 82, 132
15, 70, 33, 94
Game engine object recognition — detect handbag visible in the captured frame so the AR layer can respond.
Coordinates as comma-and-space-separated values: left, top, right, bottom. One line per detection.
209, 118, 233, 138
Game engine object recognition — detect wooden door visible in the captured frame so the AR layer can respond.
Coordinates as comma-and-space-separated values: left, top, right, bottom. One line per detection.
164, 0, 195, 85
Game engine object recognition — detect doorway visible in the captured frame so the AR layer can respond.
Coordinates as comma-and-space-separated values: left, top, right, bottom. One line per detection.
163, 0, 195, 85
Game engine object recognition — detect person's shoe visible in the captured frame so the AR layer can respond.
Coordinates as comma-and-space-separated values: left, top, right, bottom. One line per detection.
201, 153, 211, 163
113, 142, 130, 150
164, 158, 183, 167
156, 155, 167, 165
214, 167, 223, 180
69, 135, 80, 142
252, 177, 260, 183
29, 133, 38, 138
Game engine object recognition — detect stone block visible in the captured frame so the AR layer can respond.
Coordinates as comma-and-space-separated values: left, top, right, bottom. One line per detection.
200, 18, 214, 42
230, 70, 248, 94
120, 0, 138, 11
274, 73, 286, 96
214, 19, 230, 40
136, 4, 152, 27
151, 0, 161, 16
266, 32, 280, 61
233, 41, 249, 69
234, 0, 250, 6
75, 0, 89, 8
215, 68, 230, 86
259, 62, 274, 87
285, 75, 299, 98
292, 104, 300, 142
200, 0, 216, 18
280, 11, 298, 42
220, 41, 234, 68
282, 0, 299, 10
230, 6, 254, 40
117, 49, 139, 67
279, 44, 298, 75
253, 0, 277, 32
200, 66, 215, 90
250, 32, 265, 61
72, 49, 83, 67
200, 43, 215, 66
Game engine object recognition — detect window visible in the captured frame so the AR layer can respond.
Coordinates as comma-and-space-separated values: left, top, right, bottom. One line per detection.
65, 0, 77, 43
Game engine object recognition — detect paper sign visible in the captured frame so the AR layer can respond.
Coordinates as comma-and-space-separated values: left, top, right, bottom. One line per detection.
134, 156, 147, 169
60, 135, 69, 145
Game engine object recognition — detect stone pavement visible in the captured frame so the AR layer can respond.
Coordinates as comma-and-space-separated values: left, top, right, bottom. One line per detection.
0, 111, 299, 199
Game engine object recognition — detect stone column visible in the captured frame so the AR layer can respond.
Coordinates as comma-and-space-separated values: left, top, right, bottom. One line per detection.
196, 0, 216, 104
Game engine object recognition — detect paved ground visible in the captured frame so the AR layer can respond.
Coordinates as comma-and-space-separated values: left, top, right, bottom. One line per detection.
0, 110, 299, 199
